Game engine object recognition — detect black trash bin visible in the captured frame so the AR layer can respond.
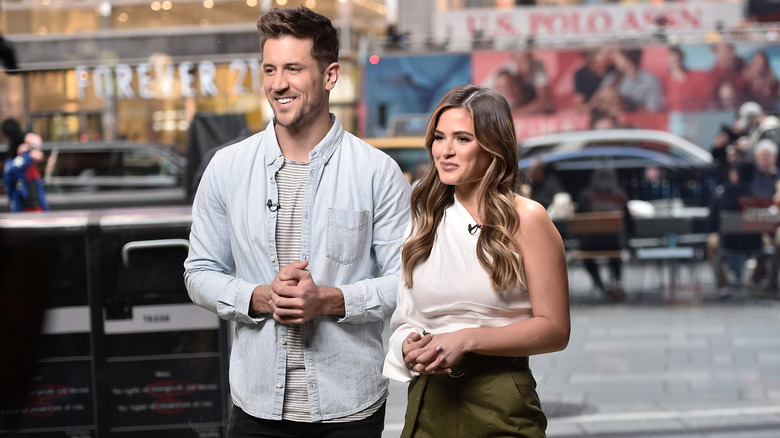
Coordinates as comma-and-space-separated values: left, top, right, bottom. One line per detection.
0, 211, 96, 437
0, 206, 230, 437
89, 207, 229, 437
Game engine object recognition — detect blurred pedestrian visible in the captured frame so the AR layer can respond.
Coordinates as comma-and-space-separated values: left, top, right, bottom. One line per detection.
749, 138, 780, 199
383, 84, 570, 437
2, 118, 49, 212
734, 101, 780, 160
711, 121, 744, 186
705, 160, 763, 291
575, 167, 635, 300
183, 6, 411, 437
710, 140, 780, 292
524, 158, 566, 209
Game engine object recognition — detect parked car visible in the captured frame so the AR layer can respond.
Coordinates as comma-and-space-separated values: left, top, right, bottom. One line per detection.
0, 141, 188, 211
519, 128, 713, 164
518, 129, 716, 208
519, 144, 717, 208
368, 129, 717, 207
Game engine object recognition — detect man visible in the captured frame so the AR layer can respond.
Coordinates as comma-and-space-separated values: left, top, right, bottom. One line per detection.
184, 6, 411, 437
572, 45, 614, 113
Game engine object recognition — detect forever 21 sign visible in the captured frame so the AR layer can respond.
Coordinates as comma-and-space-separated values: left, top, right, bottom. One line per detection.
75, 59, 261, 101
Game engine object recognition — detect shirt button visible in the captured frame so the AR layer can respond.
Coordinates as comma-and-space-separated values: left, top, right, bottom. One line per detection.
270, 212, 276, 218
280, 338, 286, 345
270, 256, 275, 262
276, 382, 283, 388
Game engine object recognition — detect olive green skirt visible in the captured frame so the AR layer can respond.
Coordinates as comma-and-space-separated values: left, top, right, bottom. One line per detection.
400, 368, 547, 438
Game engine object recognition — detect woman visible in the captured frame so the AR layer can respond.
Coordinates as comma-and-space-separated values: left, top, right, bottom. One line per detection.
383, 84, 570, 437
743, 50, 779, 111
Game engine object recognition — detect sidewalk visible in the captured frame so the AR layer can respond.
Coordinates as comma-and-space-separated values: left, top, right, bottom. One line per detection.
383, 261, 780, 437
538, 300, 780, 437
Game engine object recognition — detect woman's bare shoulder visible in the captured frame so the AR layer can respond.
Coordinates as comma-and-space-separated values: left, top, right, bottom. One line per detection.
514, 194, 548, 221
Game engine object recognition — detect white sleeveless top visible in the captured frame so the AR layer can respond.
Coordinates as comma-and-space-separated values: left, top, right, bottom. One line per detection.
383, 195, 532, 382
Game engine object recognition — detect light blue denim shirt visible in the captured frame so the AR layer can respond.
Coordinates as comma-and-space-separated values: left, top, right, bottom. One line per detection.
184, 115, 412, 421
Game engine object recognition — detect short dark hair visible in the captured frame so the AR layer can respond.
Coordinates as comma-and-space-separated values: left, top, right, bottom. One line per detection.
256, 5, 339, 73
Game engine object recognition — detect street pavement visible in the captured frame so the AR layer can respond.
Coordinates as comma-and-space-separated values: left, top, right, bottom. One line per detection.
382, 261, 780, 437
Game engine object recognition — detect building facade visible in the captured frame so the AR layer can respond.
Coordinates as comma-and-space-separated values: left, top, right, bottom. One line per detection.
0, 0, 387, 148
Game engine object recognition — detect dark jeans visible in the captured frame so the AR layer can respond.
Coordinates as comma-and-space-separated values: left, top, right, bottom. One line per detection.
226, 403, 385, 438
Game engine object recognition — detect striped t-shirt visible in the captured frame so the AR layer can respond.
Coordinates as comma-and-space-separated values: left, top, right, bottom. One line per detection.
275, 158, 384, 423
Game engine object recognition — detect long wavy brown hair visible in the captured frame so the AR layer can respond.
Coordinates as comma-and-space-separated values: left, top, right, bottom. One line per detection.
402, 84, 525, 293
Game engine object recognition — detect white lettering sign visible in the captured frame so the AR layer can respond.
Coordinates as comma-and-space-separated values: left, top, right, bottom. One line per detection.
137, 63, 153, 99
75, 59, 261, 101
436, 2, 743, 41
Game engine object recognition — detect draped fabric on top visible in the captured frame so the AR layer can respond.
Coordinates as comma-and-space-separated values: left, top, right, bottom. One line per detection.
384, 195, 531, 382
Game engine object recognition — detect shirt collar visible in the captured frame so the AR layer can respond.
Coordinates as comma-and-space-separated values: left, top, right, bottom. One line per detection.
263, 113, 343, 167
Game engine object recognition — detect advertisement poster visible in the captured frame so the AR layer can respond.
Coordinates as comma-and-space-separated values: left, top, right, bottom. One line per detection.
361, 53, 471, 138
434, 2, 744, 44
362, 40, 780, 147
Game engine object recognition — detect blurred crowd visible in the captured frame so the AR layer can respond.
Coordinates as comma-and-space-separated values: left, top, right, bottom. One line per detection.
705, 101, 780, 293
520, 99, 780, 298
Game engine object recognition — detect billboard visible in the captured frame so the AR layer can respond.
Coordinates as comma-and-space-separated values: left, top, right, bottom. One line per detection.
361, 40, 780, 147
434, 2, 744, 44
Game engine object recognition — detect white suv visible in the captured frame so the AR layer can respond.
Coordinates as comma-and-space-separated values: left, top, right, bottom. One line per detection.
519, 129, 712, 164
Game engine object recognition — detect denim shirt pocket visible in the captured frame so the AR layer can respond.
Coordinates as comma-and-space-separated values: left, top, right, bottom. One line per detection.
326, 208, 370, 264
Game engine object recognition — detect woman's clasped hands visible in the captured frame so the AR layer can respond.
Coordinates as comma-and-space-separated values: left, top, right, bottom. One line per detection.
402, 330, 468, 375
